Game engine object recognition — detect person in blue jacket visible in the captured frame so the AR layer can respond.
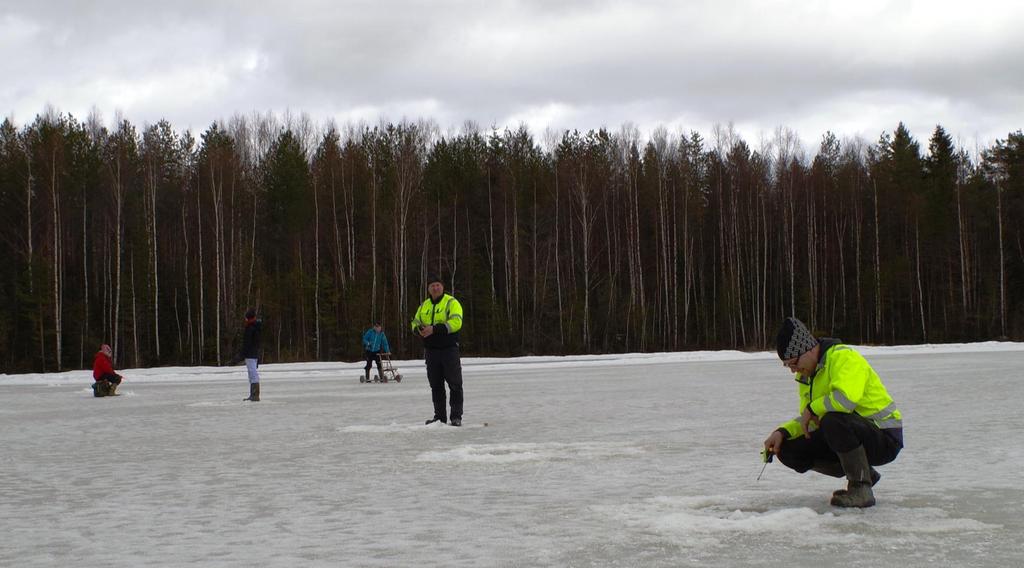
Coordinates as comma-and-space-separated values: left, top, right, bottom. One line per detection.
362, 322, 390, 382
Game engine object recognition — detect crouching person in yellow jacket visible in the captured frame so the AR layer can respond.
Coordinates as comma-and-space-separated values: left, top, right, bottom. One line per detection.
763, 317, 904, 508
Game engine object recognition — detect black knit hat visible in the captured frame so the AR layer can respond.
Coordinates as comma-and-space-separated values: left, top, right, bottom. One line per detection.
776, 317, 817, 360
426, 273, 443, 285
245, 308, 257, 319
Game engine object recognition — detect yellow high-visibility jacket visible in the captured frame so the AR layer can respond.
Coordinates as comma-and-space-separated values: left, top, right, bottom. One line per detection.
410, 294, 464, 349
778, 342, 902, 439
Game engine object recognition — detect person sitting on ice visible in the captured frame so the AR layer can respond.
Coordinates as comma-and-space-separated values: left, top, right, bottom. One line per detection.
92, 343, 123, 397
762, 317, 904, 508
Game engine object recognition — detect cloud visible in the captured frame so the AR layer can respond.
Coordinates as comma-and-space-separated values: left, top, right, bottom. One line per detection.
2, 0, 1022, 150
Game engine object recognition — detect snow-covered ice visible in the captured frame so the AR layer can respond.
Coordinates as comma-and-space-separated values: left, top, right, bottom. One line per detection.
2, 342, 1023, 567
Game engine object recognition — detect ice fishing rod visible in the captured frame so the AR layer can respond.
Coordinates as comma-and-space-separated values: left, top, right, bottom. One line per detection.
757, 448, 774, 481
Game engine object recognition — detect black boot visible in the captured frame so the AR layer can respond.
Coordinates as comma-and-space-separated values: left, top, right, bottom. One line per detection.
244, 383, 260, 402
425, 417, 446, 425
830, 446, 876, 508
813, 459, 880, 498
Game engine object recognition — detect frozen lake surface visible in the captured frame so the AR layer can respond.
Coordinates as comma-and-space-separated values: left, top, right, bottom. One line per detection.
2, 343, 1023, 567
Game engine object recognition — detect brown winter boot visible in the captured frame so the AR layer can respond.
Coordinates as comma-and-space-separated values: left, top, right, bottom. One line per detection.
830, 446, 876, 508
100, 380, 116, 397
93, 381, 108, 397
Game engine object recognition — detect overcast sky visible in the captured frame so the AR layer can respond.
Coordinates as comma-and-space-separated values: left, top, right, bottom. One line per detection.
2, 0, 1022, 153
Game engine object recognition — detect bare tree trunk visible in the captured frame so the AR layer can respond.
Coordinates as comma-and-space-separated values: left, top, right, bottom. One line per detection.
247, 187, 257, 305
370, 162, 378, 317
313, 171, 321, 359
554, 164, 564, 347
604, 201, 615, 349
570, 162, 597, 349
853, 167, 864, 340
485, 169, 496, 304
50, 152, 63, 370
346, 158, 356, 281
634, 158, 646, 349
103, 231, 110, 347
174, 289, 182, 356
582, 194, 591, 351
196, 172, 205, 362
502, 178, 513, 332
760, 189, 770, 346
720, 156, 732, 345
210, 162, 224, 365
131, 252, 140, 366
82, 184, 89, 368
682, 168, 692, 345
732, 176, 745, 345
112, 158, 123, 365
181, 203, 194, 364
997, 182, 1007, 336
956, 176, 968, 315
836, 216, 848, 333
806, 181, 817, 329
512, 173, 521, 344
623, 135, 645, 350
532, 181, 538, 350
873, 179, 882, 339
656, 144, 672, 349
331, 166, 345, 290
393, 126, 425, 347
451, 198, 459, 290
915, 219, 927, 341
20, 138, 45, 368
672, 163, 680, 350
146, 154, 161, 362
787, 176, 795, 317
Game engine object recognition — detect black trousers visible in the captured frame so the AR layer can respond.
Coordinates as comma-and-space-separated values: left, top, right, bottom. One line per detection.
98, 373, 122, 385
425, 345, 463, 421
778, 412, 903, 473
364, 351, 383, 377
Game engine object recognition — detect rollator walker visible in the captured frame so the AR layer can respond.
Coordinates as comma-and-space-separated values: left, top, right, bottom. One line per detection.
360, 352, 403, 383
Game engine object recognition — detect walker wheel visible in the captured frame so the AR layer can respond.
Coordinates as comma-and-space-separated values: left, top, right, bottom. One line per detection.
395, 374, 402, 383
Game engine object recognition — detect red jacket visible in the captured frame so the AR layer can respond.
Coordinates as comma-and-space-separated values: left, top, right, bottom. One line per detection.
93, 352, 115, 381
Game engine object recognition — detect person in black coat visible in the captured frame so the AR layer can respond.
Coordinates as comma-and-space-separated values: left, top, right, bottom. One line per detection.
231, 308, 263, 401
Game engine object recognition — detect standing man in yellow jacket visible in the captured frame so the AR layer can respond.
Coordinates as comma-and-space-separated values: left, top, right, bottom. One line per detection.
763, 317, 904, 508
411, 273, 465, 426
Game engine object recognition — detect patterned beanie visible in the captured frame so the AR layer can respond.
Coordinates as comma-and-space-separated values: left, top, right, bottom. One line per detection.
776, 317, 818, 360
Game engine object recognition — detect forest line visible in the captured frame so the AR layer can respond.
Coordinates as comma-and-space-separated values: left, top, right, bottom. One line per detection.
1, 108, 1021, 373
